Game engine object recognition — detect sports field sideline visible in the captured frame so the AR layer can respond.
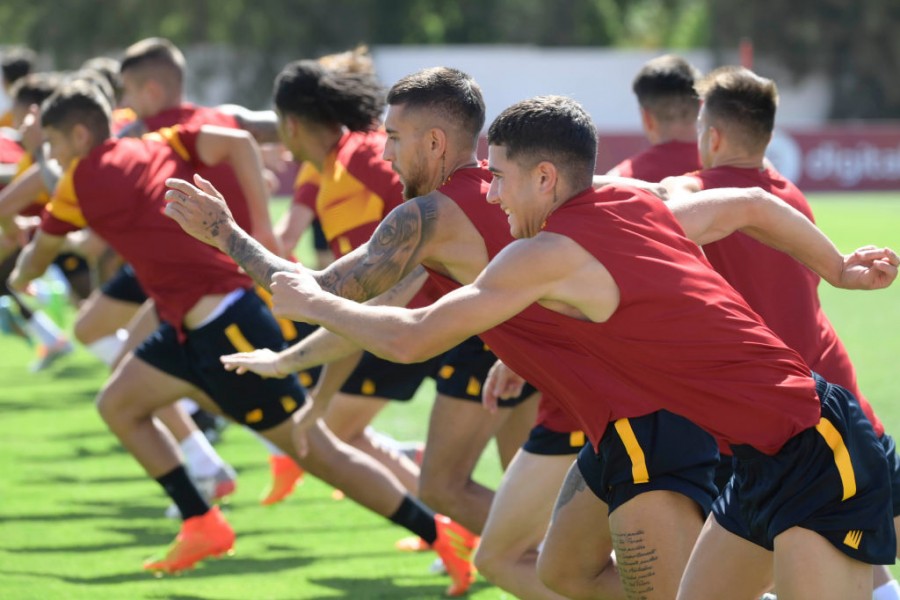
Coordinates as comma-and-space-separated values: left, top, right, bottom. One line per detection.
1, 193, 898, 599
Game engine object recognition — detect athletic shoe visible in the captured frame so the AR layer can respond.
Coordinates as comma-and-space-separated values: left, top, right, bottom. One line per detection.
0, 297, 32, 344
395, 535, 430, 552
143, 506, 235, 574
431, 515, 478, 597
30, 338, 74, 372
259, 454, 304, 505
165, 464, 238, 519
759, 595, 778, 600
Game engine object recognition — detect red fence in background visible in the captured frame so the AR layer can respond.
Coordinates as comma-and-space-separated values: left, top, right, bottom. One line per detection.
278, 125, 900, 196
594, 126, 900, 192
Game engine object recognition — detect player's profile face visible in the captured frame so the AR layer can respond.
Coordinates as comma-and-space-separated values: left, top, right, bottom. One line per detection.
383, 103, 431, 200
44, 126, 78, 168
487, 145, 540, 239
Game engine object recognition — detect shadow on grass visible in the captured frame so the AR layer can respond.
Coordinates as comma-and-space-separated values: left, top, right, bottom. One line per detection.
0, 554, 314, 587
304, 575, 494, 599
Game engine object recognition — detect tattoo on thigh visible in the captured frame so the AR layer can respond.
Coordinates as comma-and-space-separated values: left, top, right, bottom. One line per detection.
551, 466, 587, 520
612, 529, 658, 599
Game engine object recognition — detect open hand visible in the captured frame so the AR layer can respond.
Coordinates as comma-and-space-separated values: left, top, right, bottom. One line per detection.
164, 174, 235, 250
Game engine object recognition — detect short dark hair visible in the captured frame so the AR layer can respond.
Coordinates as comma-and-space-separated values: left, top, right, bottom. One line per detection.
387, 67, 485, 143
695, 66, 778, 152
120, 37, 184, 87
273, 59, 384, 131
82, 56, 123, 102
632, 54, 700, 123
9, 72, 61, 108
41, 80, 112, 141
2, 46, 37, 85
488, 95, 597, 190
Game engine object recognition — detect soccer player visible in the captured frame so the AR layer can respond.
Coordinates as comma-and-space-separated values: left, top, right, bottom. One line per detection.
170, 67, 590, 600
666, 65, 900, 600
169, 95, 898, 599
9, 83, 476, 590
608, 54, 702, 182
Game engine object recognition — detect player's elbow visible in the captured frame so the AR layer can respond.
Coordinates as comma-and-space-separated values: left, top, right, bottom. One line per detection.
375, 330, 434, 364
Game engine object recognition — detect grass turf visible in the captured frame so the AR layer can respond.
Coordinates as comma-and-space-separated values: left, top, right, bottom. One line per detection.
0, 192, 898, 598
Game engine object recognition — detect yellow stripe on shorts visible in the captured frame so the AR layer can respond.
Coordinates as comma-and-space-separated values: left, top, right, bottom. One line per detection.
815, 417, 857, 501
614, 418, 649, 484
224, 324, 255, 353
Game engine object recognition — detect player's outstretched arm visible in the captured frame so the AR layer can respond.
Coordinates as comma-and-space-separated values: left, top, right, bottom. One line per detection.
7, 229, 65, 293
165, 174, 297, 291
222, 267, 429, 376
670, 186, 899, 290
0, 165, 48, 219
268, 236, 577, 364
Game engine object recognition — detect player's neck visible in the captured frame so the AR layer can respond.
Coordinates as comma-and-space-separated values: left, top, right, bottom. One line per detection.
710, 151, 765, 170
438, 152, 479, 186
651, 122, 697, 145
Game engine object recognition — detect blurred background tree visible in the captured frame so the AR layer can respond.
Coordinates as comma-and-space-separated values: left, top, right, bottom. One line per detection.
0, 0, 894, 118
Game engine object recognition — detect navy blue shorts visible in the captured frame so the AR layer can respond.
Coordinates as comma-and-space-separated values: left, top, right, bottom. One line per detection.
135, 289, 306, 431
54, 252, 89, 277
713, 373, 895, 565
340, 335, 534, 405
882, 433, 900, 518
433, 336, 535, 406
522, 424, 585, 456
101, 264, 148, 305
340, 350, 442, 400
577, 410, 719, 515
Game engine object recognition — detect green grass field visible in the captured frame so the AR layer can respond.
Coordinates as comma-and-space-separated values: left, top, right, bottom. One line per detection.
0, 192, 898, 599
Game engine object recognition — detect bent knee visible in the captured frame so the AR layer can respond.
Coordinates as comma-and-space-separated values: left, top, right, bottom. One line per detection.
537, 552, 597, 600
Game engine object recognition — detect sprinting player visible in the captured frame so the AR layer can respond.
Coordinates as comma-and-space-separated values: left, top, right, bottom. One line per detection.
11, 81, 477, 593
72, 38, 282, 506
170, 95, 899, 599
667, 65, 900, 600
0, 46, 37, 129
262, 58, 541, 521
608, 53, 702, 181
170, 68, 587, 600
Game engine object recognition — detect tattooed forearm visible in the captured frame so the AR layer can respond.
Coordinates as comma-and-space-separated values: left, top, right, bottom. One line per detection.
224, 228, 296, 290
315, 196, 440, 301
611, 529, 658, 599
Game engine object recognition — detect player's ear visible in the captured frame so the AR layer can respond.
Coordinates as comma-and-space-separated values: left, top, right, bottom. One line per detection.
535, 160, 557, 193
428, 127, 447, 156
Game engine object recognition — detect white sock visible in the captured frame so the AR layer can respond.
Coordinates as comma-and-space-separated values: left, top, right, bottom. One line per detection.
180, 430, 224, 478
177, 398, 200, 415
27, 311, 64, 346
874, 580, 900, 600
86, 330, 127, 367
254, 431, 285, 456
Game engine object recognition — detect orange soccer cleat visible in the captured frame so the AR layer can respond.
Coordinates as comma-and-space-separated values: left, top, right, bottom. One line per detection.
431, 515, 478, 597
259, 454, 304, 506
143, 506, 235, 574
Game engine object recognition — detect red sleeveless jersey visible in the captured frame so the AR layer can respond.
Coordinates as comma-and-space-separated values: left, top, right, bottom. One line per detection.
492, 186, 819, 453
691, 165, 883, 436
41, 133, 251, 334
610, 140, 701, 183
142, 104, 252, 233
424, 164, 580, 434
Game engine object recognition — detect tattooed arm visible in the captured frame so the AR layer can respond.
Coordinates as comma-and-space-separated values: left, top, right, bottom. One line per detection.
165, 175, 443, 298
165, 175, 296, 291
313, 193, 440, 301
